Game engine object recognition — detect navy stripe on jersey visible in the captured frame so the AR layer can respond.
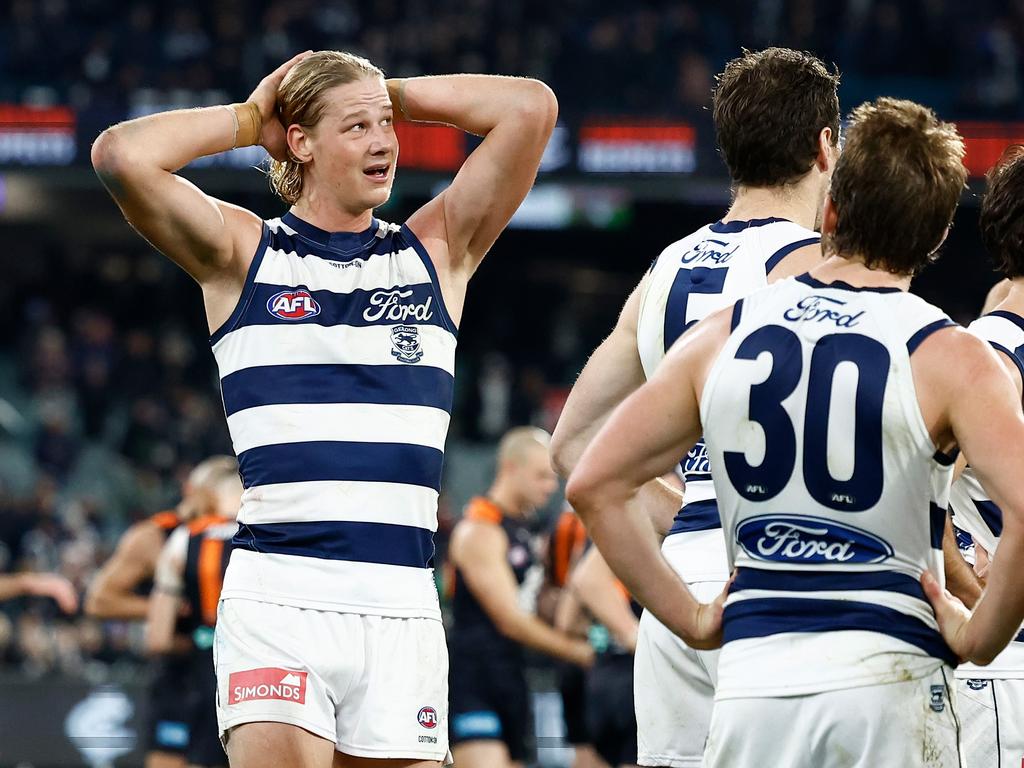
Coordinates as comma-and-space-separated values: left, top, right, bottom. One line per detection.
731, 300, 744, 331
709, 217, 790, 234
988, 310, 1024, 334
668, 499, 720, 534
237, 441, 445, 490
233, 520, 435, 568
730, 567, 928, 600
765, 236, 820, 273
239, 282, 449, 331
210, 225, 272, 345
973, 498, 1004, 538
221, 363, 455, 417
723, 596, 958, 666
278, 213, 392, 259
795, 274, 902, 294
907, 319, 956, 355
991, 342, 1024, 395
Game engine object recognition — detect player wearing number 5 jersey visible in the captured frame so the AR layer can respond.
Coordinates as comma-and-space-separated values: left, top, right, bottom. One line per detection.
567, 98, 1024, 768
552, 47, 839, 767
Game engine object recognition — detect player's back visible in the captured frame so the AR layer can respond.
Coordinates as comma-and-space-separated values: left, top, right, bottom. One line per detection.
636, 217, 819, 581
701, 274, 958, 698
950, 308, 1024, 679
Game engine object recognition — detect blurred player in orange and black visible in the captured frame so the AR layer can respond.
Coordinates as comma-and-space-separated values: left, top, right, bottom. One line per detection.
447, 427, 593, 768
147, 460, 242, 768
86, 456, 238, 768
570, 548, 640, 768
544, 506, 606, 768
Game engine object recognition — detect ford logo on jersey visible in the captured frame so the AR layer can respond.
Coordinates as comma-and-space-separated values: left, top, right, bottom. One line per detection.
736, 514, 894, 564
267, 290, 321, 320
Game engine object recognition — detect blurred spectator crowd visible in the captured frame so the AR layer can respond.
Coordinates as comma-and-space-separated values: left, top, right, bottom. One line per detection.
2, 0, 1024, 120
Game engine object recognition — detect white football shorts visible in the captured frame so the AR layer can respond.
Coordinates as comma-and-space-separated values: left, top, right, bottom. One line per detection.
214, 597, 450, 762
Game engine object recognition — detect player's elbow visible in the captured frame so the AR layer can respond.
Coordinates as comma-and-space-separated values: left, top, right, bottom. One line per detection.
564, 468, 600, 525
514, 80, 559, 135
144, 624, 172, 656
549, 427, 574, 479
91, 126, 142, 186
82, 587, 105, 618
493, 610, 525, 642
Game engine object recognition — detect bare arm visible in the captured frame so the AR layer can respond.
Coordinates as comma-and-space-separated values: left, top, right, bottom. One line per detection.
942, 515, 983, 609
91, 54, 308, 325
570, 548, 639, 652
0, 573, 78, 613
145, 528, 187, 655
451, 521, 593, 666
398, 75, 558, 280
922, 332, 1024, 664
85, 521, 164, 620
566, 309, 733, 648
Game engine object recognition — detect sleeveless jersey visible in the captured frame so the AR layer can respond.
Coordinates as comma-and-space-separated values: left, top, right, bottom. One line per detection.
546, 508, 588, 589
637, 217, 819, 581
211, 212, 458, 619
182, 516, 237, 635
949, 309, 1024, 679
701, 274, 958, 698
451, 497, 536, 660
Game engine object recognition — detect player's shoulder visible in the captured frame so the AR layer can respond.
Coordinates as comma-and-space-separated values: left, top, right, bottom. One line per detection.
463, 496, 504, 526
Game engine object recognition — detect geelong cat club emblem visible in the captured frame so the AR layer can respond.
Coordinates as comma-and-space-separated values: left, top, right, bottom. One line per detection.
391, 325, 424, 363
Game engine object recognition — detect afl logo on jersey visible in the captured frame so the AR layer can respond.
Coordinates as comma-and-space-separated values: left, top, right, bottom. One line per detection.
417, 706, 438, 729
267, 290, 321, 320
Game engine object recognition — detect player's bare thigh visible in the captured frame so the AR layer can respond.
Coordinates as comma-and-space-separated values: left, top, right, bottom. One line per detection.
226, 723, 443, 768
145, 751, 186, 768
452, 741, 522, 768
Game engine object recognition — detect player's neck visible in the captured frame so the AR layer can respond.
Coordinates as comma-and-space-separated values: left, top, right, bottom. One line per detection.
993, 278, 1024, 315
724, 180, 821, 231
290, 193, 374, 234
487, 481, 528, 520
810, 255, 912, 292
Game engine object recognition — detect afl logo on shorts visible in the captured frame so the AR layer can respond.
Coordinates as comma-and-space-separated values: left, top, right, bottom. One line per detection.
267, 290, 321, 320
417, 706, 438, 729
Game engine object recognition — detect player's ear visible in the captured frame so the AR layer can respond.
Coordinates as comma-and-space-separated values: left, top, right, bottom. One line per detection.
287, 124, 313, 164
821, 195, 838, 238
815, 126, 835, 173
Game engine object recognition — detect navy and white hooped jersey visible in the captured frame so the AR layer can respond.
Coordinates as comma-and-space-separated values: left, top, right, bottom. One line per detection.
701, 274, 958, 698
211, 212, 458, 620
636, 217, 819, 581
950, 309, 1024, 680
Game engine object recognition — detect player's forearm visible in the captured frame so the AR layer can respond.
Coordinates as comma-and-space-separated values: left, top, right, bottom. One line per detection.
389, 75, 557, 138
84, 588, 150, 620
0, 574, 29, 601
500, 610, 590, 666
942, 517, 982, 609
92, 106, 240, 183
963, 517, 1024, 664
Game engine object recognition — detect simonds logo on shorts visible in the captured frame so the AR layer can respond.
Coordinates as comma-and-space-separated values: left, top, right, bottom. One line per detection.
228, 668, 307, 705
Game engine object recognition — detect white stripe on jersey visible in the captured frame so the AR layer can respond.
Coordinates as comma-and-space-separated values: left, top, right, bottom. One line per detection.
226, 402, 452, 454
212, 323, 457, 377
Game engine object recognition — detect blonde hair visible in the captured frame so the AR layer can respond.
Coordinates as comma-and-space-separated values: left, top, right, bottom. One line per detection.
268, 50, 385, 205
497, 427, 551, 466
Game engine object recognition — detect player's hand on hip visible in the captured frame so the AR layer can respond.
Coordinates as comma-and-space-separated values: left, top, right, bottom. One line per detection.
921, 569, 971, 661
246, 51, 312, 161
686, 584, 727, 651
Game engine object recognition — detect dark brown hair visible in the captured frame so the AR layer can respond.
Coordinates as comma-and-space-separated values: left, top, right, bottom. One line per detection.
713, 47, 840, 187
979, 145, 1024, 278
825, 98, 967, 275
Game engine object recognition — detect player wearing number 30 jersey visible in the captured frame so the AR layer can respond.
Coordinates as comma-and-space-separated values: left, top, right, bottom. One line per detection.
567, 98, 1024, 768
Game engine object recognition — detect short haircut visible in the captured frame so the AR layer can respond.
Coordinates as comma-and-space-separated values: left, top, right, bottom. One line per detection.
825, 98, 967, 275
713, 47, 840, 187
497, 427, 550, 466
979, 145, 1024, 279
188, 455, 241, 497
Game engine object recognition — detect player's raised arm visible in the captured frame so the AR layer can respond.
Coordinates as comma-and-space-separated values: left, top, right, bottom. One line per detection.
90, 52, 309, 288
398, 75, 558, 277
566, 309, 733, 649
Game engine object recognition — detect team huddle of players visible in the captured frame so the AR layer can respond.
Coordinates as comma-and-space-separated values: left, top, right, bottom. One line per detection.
80, 38, 1024, 768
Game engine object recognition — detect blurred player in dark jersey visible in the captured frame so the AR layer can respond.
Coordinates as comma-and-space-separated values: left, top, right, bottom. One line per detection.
86, 456, 238, 768
448, 427, 593, 768
544, 507, 605, 768
148, 462, 243, 768
570, 548, 640, 768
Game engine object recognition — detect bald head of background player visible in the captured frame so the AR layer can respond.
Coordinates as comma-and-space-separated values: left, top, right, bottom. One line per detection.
93, 45, 556, 768
568, 98, 1024, 767
448, 427, 592, 768
550, 47, 839, 768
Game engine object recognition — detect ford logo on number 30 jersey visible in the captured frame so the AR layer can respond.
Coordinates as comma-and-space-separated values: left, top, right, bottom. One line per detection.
736, 514, 894, 564
267, 290, 321, 320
